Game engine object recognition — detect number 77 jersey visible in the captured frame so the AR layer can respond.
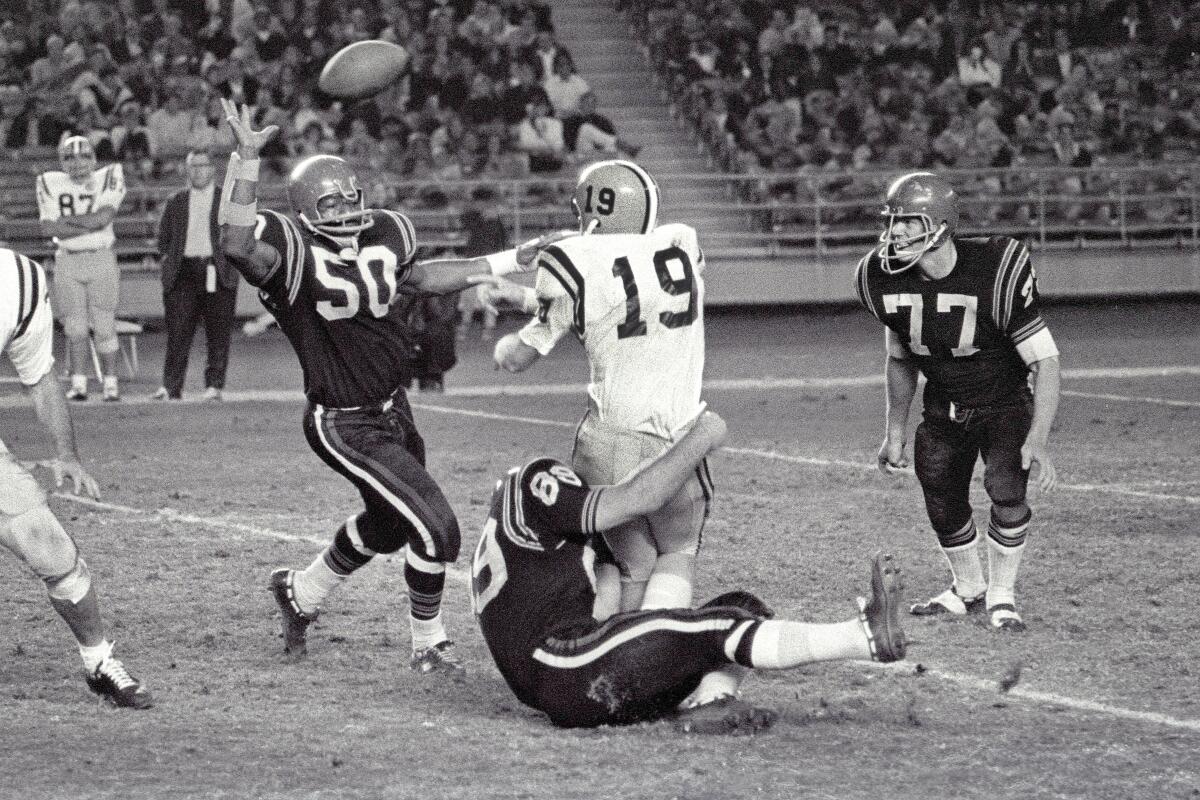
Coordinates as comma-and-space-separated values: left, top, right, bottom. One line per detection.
519, 223, 705, 438
854, 235, 1059, 407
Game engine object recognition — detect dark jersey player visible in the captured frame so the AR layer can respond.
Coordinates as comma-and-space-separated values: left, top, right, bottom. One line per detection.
216, 99, 533, 673
471, 409, 909, 730
854, 171, 1061, 633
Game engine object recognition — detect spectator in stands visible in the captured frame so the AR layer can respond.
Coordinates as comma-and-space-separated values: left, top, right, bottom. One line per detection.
499, 57, 548, 125
29, 34, 85, 99
757, 8, 791, 61
564, 90, 641, 161
0, 20, 30, 70
515, 94, 569, 174
543, 50, 590, 120
111, 99, 153, 179
342, 116, 379, 164
249, 3, 289, 63
456, 186, 507, 343
958, 43, 1001, 89
151, 10, 196, 71
146, 84, 203, 175
532, 29, 566, 81
458, 0, 506, 50
153, 150, 239, 402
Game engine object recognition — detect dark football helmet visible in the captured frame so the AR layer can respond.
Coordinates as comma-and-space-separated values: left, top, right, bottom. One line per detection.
287, 155, 373, 238
58, 135, 96, 181
572, 159, 659, 235
877, 171, 959, 274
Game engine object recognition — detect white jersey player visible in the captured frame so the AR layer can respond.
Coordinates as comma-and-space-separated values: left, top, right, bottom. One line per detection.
0, 248, 152, 708
35, 136, 126, 401
491, 160, 711, 616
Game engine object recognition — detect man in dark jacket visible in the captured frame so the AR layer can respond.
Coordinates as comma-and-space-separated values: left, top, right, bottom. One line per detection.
153, 150, 239, 400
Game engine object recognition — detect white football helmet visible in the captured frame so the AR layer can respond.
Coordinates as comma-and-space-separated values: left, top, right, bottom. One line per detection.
58, 135, 96, 181
572, 159, 659, 235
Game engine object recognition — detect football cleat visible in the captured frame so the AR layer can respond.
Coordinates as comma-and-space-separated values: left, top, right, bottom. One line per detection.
86, 654, 153, 709
270, 568, 318, 660
673, 695, 776, 735
203, 387, 223, 402
858, 552, 907, 663
102, 384, 120, 402
910, 587, 986, 617
410, 640, 465, 674
988, 603, 1027, 632
66, 386, 87, 402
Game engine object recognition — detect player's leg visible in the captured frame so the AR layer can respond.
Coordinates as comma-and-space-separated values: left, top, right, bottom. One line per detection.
643, 457, 712, 610
0, 458, 151, 707
911, 417, 987, 614
979, 401, 1036, 631
89, 250, 122, 401
55, 255, 92, 400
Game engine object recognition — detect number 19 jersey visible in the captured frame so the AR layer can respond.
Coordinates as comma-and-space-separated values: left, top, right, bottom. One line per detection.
252, 209, 419, 408
519, 223, 705, 438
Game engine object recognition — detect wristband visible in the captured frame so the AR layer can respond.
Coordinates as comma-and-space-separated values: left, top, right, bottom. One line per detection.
485, 247, 520, 276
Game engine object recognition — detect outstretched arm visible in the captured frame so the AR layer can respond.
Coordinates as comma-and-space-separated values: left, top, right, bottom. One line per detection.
27, 370, 100, 499
217, 98, 281, 286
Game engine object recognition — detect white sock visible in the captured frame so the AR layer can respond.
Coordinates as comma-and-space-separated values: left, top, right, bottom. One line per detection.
986, 539, 1026, 608
71, 374, 87, 392
942, 537, 986, 599
681, 665, 747, 708
103, 375, 118, 391
294, 556, 343, 613
410, 612, 447, 651
640, 553, 695, 610
79, 639, 113, 672
749, 619, 870, 668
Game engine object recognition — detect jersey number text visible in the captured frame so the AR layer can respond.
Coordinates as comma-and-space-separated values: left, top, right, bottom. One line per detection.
311, 245, 398, 321
612, 245, 698, 339
882, 292, 979, 357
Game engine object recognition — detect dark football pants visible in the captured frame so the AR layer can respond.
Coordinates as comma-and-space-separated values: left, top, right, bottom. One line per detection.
303, 388, 461, 563
914, 397, 1033, 536
521, 604, 763, 728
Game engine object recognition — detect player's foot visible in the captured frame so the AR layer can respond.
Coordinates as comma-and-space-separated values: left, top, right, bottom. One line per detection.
86, 653, 154, 709
910, 586, 986, 617
203, 387, 223, 402
66, 386, 87, 401
102, 383, 120, 402
151, 386, 169, 400
270, 568, 317, 660
858, 552, 906, 663
673, 695, 776, 735
410, 640, 465, 674
988, 603, 1027, 632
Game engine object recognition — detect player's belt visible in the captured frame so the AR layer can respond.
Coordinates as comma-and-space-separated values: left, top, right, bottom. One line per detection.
316, 386, 402, 414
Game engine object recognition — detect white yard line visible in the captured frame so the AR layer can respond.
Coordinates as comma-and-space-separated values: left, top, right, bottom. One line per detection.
52, 491, 1200, 734
1062, 390, 1200, 408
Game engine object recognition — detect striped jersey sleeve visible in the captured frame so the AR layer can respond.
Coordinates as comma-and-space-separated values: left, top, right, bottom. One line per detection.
853, 251, 879, 319
377, 209, 418, 269
510, 458, 599, 547
253, 209, 306, 304
516, 243, 580, 355
991, 238, 1058, 364
35, 172, 61, 221
97, 164, 126, 210
3, 251, 55, 385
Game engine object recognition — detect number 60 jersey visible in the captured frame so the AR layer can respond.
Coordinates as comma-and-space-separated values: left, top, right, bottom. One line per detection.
854, 235, 1059, 407
251, 208, 419, 409
519, 223, 705, 439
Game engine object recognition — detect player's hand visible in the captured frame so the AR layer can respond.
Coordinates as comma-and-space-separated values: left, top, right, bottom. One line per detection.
220, 98, 278, 158
515, 229, 576, 267
51, 458, 101, 500
691, 409, 727, 451
877, 437, 909, 476
477, 277, 535, 315
1021, 439, 1057, 493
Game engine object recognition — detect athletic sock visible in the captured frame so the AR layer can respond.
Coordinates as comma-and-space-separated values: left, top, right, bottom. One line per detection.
640, 552, 695, 610
79, 639, 113, 673
406, 549, 447, 649
986, 508, 1031, 608
71, 374, 87, 393
748, 619, 871, 668
939, 519, 986, 599
294, 517, 374, 613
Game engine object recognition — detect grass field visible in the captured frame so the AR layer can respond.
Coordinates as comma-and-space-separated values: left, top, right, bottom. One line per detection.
1, 299, 1197, 800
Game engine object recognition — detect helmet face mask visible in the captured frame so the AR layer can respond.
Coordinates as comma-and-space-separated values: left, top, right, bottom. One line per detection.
288, 155, 374, 241
572, 159, 659, 235
59, 135, 96, 181
876, 171, 958, 274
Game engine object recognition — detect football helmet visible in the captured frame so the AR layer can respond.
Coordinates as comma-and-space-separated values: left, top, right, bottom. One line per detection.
58, 135, 96, 180
287, 154, 373, 238
877, 171, 958, 274
572, 159, 659, 235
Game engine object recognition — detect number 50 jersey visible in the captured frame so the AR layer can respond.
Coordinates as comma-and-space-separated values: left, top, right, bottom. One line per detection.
251, 208, 419, 408
519, 223, 705, 439
854, 235, 1059, 407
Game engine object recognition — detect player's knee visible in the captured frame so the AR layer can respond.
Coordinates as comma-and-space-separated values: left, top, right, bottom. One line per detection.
62, 317, 89, 341
926, 501, 973, 543
8, 506, 78, 581
91, 325, 119, 355
990, 500, 1031, 528
45, 556, 93, 604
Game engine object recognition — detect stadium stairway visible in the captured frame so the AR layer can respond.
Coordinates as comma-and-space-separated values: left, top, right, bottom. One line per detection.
552, 0, 756, 235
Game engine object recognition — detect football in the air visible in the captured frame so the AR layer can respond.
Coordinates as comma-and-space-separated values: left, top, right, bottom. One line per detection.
318, 40, 409, 100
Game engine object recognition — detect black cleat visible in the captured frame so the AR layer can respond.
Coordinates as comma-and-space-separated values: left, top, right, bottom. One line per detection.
910, 587, 986, 617
673, 696, 776, 735
410, 640, 465, 674
988, 603, 1027, 632
859, 552, 907, 663
86, 653, 153, 709
270, 568, 317, 660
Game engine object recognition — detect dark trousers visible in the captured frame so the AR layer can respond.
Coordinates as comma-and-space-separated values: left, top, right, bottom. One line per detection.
161, 258, 237, 397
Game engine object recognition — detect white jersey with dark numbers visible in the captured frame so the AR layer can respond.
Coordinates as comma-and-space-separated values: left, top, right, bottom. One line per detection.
0, 249, 54, 454
518, 223, 706, 438
35, 164, 125, 252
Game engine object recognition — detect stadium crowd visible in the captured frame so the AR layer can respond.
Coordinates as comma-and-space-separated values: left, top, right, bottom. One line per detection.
624, 0, 1200, 228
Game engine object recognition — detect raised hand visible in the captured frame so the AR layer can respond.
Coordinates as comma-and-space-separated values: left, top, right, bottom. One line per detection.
220, 98, 278, 159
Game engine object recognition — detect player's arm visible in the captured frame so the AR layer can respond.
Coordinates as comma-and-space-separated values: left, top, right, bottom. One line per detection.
879, 327, 919, 474
216, 99, 281, 285
58, 206, 116, 231
405, 229, 576, 295
63, 165, 126, 231
35, 175, 89, 238
592, 411, 726, 532
1023, 354, 1059, 492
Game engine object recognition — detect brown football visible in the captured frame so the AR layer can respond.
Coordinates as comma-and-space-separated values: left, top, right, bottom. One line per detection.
318, 40, 409, 100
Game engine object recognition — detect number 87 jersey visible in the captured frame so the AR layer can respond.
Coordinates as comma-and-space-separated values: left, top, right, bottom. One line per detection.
252, 207, 420, 409
854, 234, 1059, 407
518, 223, 706, 439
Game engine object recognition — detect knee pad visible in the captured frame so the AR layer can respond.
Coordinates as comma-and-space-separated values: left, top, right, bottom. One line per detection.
6, 506, 78, 581
45, 556, 93, 604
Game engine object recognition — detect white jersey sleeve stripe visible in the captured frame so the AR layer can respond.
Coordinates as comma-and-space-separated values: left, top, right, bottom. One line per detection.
538, 245, 585, 335
13, 254, 41, 340
381, 209, 418, 264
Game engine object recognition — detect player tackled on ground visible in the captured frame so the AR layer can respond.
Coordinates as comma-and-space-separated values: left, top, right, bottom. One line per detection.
216, 99, 545, 673
854, 172, 1061, 632
0, 246, 152, 708
471, 408, 907, 730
